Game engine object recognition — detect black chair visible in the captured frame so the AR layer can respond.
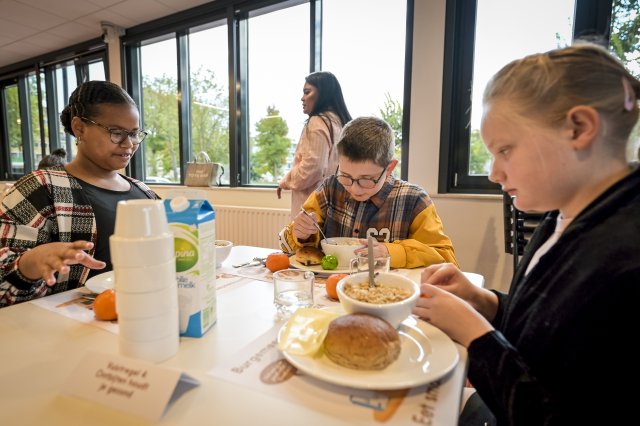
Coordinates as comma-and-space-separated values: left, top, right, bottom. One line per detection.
502, 193, 545, 273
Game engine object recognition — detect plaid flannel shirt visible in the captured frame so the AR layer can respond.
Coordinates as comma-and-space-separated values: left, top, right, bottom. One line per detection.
0, 168, 157, 307
280, 175, 457, 269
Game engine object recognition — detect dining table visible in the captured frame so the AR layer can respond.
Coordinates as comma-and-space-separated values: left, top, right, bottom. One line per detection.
0, 245, 475, 426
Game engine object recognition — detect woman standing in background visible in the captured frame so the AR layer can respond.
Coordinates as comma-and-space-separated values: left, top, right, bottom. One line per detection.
277, 71, 352, 218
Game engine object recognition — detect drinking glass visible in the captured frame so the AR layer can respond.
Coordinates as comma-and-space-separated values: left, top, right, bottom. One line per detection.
349, 253, 391, 274
273, 269, 315, 318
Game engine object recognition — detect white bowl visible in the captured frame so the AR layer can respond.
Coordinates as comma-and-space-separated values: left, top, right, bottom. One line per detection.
336, 272, 420, 328
215, 240, 233, 267
320, 237, 362, 270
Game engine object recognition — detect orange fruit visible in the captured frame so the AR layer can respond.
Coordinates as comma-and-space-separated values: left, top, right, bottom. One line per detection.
325, 273, 348, 300
93, 288, 118, 321
266, 252, 290, 273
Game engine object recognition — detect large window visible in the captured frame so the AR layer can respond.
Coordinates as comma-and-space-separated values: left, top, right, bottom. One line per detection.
0, 49, 106, 178
123, 0, 411, 186
247, 4, 309, 185
2, 84, 24, 178
441, 0, 639, 193
323, 0, 407, 176
610, 0, 640, 161
189, 23, 230, 185
140, 36, 180, 183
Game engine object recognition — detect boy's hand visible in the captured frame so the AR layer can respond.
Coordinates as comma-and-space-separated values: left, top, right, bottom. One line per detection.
355, 238, 389, 258
292, 210, 319, 240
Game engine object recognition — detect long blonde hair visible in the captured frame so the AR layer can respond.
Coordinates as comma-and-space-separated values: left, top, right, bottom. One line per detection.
484, 43, 640, 148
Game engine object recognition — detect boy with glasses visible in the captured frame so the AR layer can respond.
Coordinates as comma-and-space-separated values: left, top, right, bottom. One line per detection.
279, 116, 457, 269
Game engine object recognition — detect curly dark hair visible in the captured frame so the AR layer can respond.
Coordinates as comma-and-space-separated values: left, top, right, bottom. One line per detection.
59, 80, 136, 137
37, 148, 67, 169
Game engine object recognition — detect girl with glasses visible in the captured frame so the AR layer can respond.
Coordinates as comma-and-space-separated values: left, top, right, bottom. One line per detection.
0, 80, 158, 307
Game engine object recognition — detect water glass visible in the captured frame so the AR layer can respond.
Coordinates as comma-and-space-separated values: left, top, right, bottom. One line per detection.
349, 253, 391, 274
273, 269, 315, 318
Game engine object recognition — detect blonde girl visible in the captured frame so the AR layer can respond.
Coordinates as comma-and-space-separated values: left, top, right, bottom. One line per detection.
413, 43, 640, 424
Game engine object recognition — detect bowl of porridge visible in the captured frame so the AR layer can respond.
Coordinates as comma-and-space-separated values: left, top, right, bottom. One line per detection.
336, 272, 420, 328
320, 237, 362, 269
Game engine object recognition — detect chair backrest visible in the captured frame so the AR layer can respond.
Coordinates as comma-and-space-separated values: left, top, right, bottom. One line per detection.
502, 193, 545, 271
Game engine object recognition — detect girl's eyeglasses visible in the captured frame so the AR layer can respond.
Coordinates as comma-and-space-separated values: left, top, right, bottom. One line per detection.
80, 117, 148, 145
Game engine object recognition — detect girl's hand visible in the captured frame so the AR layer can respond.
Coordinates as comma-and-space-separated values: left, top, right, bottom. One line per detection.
420, 263, 478, 301
355, 238, 389, 258
18, 241, 106, 286
418, 262, 499, 328
413, 284, 493, 347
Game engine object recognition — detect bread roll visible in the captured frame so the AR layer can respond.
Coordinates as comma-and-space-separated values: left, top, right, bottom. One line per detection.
294, 246, 324, 266
323, 313, 401, 370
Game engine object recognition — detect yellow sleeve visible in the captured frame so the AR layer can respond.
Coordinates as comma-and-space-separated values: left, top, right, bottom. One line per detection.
384, 204, 458, 269
278, 193, 323, 254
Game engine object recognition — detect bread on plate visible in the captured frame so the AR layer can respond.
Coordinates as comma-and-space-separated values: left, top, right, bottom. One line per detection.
323, 313, 401, 370
294, 246, 324, 266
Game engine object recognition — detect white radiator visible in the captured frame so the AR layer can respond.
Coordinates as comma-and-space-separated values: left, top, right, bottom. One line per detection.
214, 205, 291, 249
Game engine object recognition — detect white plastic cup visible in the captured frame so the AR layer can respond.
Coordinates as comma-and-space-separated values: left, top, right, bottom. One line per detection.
118, 308, 180, 341
113, 258, 177, 293
110, 234, 175, 268
119, 332, 179, 363
113, 199, 171, 239
273, 269, 314, 318
116, 285, 179, 319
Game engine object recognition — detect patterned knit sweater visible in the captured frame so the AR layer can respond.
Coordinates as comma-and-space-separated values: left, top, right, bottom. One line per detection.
0, 168, 157, 307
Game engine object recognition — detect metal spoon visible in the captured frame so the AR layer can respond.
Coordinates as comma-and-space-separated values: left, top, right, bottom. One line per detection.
367, 234, 378, 287
300, 208, 336, 244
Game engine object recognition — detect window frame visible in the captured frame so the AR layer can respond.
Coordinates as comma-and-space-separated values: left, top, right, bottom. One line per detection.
122, 0, 413, 187
439, 0, 614, 194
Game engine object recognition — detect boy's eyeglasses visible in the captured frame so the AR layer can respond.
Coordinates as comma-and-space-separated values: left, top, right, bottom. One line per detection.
335, 166, 387, 189
80, 117, 148, 145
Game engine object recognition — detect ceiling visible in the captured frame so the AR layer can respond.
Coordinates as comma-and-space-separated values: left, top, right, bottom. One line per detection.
0, 0, 213, 70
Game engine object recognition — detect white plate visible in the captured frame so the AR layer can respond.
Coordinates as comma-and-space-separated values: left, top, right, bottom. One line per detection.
84, 271, 115, 294
289, 258, 350, 276
279, 315, 459, 390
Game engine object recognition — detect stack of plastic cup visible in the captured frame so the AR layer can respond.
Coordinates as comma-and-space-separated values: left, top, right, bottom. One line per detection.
109, 199, 179, 363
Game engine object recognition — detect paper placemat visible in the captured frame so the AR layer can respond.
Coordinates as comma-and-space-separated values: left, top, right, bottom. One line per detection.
30, 273, 252, 333
208, 323, 465, 425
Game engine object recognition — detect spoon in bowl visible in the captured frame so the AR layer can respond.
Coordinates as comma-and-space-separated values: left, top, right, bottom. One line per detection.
367, 234, 378, 287
300, 208, 337, 245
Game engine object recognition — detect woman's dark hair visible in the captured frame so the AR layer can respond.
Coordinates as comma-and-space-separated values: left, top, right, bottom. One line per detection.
37, 148, 67, 169
305, 71, 352, 125
59, 80, 137, 137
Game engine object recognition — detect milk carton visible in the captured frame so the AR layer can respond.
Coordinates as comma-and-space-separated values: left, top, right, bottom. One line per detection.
164, 197, 216, 337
